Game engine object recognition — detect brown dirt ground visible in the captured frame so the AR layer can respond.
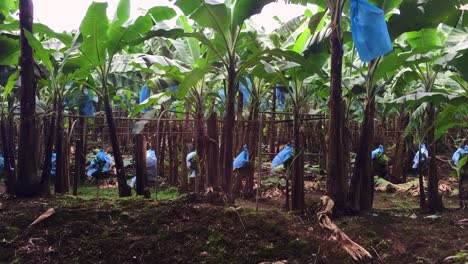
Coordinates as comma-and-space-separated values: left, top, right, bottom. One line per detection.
0, 184, 467, 264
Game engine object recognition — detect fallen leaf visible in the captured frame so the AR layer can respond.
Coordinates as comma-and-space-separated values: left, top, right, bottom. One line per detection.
29, 208, 55, 227
424, 215, 441, 219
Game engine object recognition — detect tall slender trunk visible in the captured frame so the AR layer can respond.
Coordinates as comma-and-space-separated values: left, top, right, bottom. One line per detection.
326, 4, 348, 211
236, 89, 244, 153
1, 114, 15, 193
206, 112, 219, 188
291, 109, 304, 211
269, 88, 276, 160
417, 144, 427, 211
245, 100, 260, 198
73, 138, 83, 195
195, 106, 205, 192
173, 123, 180, 186
223, 63, 237, 202
390, 111, 408, 183
55, 103, 65, 193
348, 96, 375, 212
41, 97, 57, 194
103, 83, 131, 197
62, 130, 70, 193
135, 134, 148, 196
180, 109, 189, 192
78, 116, 87, 184
7, 102, 16, 189
426, 103, 443, 212
17, 0, 37, 195
168, 126, 175, 185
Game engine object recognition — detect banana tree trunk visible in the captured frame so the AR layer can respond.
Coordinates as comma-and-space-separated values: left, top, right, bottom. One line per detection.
41, 97, 57, 194
103, 83, 131, 197
223, 63, 237, 202
55, 103, 66, 194
180, 108, 190, 192
291, 109, 304, 211
426, 103, 443, 212
195, 106, 205, 192
17, 0, 37, 195
206, 112, 219, 188
269, 88, 276, 160
417, 143, 427, 211
348, 96, 375, 212
390, 111, 408, 183
1, 114, 15, 194
245, 100, 260, 198
326, 5, 348, 211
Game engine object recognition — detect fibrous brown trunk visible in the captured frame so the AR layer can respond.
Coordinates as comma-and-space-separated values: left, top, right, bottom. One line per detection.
390, 111, 408, 183
348, 96, 375, 212
135, 134, 149, 197
1, 114, 15, 193
180, 109, 189, 192
417, 144, 427, 212
195, 107, 205, 192
62, 130, 70, 193
245, 100, 260, 198
326, 6, 348, 212
168, 125, 175, 186
55, 104, 66, 194
426, 104, 443, 212
269, 88, 276, 160
103, 83, 131, 197
291, 110, 304, 211
206, 112, 219, 188
73, 138, 83, 195
223, 64, 237, 202
236, 89, 244, 154
17, 0, 37, 196
78, 116, 87, 184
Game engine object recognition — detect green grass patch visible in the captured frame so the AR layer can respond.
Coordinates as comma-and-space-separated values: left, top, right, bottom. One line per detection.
72, 185, 181, 201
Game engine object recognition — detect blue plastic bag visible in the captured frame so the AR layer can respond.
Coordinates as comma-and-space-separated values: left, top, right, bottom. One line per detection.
0, 155, 4, 177
271, 145, 294, 171
350, 0, 393, 62
275, 85, 289, 110
218, 89, 226, 103
233, 145, 250, 170
452, 145, 468, 167
130, 149, 157, 188
239, 77, 252, 107
412, 144, 428, 169
169, 85, 178, 92
87, 149, 111, 177
371, 145, 384, 160
186, 151, 197, 177
51, 152, 57, 177
139, 84, 150, 113
218, 76, 251, 108
80, 88, 96, 117
146, 149, 157, 180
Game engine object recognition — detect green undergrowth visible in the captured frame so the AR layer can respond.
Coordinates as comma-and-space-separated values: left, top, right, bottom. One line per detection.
73, 186, 181, 201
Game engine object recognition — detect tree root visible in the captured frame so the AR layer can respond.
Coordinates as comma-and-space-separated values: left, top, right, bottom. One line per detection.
316, 196, 372, 262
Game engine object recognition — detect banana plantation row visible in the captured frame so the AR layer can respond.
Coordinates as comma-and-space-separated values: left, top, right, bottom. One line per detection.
0, 0, 466, 215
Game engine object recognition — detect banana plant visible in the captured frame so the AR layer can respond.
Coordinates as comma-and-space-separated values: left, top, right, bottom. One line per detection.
75, 0, 176, 197
23, 29, 86, 194
390, 24, 468, 212
289, 0, 464, 213
142, 0, 282, 201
